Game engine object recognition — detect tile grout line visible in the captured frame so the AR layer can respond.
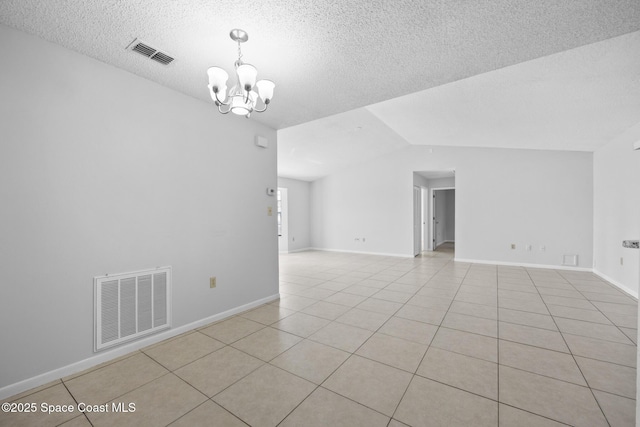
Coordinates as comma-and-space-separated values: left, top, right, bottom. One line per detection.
7, 251, 631, 426
525, 267, 613, 427
556, 274, 637, 345
282, 266, 627, 397
308, 251, 458, 423
276, 254, 449, 425
495, 264, 500, 427
59, 379, 94, 426
389, 254, 474, 422
273, 256, 429, 424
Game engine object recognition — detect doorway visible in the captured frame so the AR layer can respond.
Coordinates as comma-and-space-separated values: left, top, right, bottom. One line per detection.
413, 170, 456, 256
431, 188, 455, 252
413, 186, 421, 256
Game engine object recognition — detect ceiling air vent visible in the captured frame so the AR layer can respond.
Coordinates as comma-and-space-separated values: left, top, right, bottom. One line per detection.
126, 38, 174, 66
150, 51, 174, 65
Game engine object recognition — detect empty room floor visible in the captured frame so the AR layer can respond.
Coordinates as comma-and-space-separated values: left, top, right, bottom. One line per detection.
1, 250, 637, 426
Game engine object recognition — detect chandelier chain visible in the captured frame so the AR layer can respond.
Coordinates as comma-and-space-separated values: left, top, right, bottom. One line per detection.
237, 40, 243, 64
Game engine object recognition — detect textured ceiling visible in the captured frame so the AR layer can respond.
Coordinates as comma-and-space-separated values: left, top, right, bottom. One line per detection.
2, 1, 639, 182
1, 0, 639, 131
367, 31, 640, 152
280, 31, 640, 180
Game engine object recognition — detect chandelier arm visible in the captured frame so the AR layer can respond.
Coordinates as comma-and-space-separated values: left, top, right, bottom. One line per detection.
217, 103, 232, 114
252, 97, 271, 113
214, 90, 230, 106
252, 103, 269, 113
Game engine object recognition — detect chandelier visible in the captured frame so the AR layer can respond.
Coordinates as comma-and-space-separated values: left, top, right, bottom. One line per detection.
207, 29, 275, 117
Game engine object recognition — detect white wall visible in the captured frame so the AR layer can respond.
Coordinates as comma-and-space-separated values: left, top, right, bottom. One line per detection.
277, 177, 311, 252
0, 25, 278, 393
593, 123, 640, 297
310, 145, 593, 266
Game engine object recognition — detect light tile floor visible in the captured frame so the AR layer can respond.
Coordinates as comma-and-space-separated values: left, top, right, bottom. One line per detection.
2, 249, 637, 426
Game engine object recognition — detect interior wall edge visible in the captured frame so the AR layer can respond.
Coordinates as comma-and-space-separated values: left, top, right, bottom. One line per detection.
593, 269, 639, 299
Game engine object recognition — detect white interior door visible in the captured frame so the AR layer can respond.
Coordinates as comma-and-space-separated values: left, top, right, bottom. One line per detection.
421, 187, 428, 251
413, 186, 421, 256
432, 190, 437, 250
434, 190, 446, 248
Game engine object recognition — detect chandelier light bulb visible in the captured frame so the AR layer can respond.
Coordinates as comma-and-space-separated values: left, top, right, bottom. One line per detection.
236, 64, 257, 91
256, 80, 275, 103
207, 67, 229, 93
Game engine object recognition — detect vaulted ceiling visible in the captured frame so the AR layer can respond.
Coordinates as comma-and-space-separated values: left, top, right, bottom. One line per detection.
1, 1, 639, 181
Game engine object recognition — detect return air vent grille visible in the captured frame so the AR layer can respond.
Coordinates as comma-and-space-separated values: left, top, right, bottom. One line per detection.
94, 266, 172, 351
127, 38, 175, 65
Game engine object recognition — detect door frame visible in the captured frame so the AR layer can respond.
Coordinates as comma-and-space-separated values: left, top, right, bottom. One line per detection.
277, 187, 289, 253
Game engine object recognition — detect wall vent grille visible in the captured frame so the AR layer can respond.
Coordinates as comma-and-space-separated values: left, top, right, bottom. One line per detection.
94, 266, 171, 351
127, 39, 175, 65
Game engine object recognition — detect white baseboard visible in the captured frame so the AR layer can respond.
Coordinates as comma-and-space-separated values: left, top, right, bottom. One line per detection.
455, 258, 638, 298
454, 258, 593, 272
0, 293, 280, 401
593, 269, 638, 299
310, 247, 411, 258
287, 247, 313, 254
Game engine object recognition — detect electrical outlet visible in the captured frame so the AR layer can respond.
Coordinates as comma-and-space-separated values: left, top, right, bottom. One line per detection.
210, 277, 217, 288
